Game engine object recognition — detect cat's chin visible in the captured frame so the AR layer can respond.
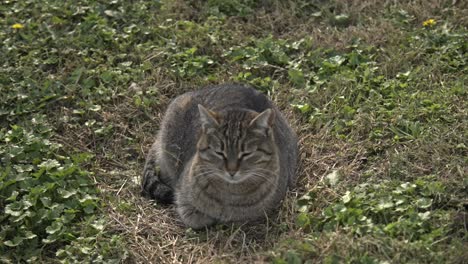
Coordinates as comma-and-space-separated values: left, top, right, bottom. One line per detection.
218, 173, 252, 184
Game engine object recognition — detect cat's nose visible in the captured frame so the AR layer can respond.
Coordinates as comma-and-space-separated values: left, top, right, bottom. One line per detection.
226, 158, 239, 176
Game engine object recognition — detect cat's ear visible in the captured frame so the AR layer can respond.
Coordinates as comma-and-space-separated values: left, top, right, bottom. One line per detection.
198, 104, 219, 129
249, 108, 275, 133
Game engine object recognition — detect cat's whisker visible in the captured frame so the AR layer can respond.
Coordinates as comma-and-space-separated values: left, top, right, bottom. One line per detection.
248, 172, 276, 186
251, 168, 278, 174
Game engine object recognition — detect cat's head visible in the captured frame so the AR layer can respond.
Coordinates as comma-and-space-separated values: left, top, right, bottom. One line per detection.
193, 104, 278, 184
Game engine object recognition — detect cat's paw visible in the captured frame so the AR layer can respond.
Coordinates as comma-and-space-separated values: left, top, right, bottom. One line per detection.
141, 166, 174, 204
177, 203, 216, 229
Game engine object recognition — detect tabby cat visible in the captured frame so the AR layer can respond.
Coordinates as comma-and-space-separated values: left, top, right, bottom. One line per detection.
142, 84, 298, 229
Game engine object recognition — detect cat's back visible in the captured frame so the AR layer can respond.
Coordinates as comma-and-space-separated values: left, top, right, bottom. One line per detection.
186, 84, 272, 112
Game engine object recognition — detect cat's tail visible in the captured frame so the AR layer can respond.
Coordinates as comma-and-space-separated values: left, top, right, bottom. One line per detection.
141, 142, 174, 204
141, 165, 174, 204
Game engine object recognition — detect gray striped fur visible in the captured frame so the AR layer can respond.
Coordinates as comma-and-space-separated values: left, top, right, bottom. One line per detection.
142, 84, 298, 229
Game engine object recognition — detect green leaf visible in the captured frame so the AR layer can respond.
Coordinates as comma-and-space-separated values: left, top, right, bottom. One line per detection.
46, 221, 63, 235
288, 69, 305, 87
91, 219, 105, 231
291, 103, 311, 114
334, 14, 350, 26
58, 188, 77, 199
38, 159, 61, 170
24, 231, 37, 240
285, 250, 302, 264
6, 190, 19, 201
377, 200, 394, 210
4, 236, 24, 247
89, 105, 102, 112
100, 71, 114, 83
416, 198, 432, 209
5, 202, 22, 217
40, 197, 52, 207
297, 213, 311, 228
134, 95, 142, 107
418, 211, 431, 220
342, 191, 352, 204
328, 55, 346, 66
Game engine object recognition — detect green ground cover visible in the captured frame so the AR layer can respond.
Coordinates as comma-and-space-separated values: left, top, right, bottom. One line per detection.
1, 0, 466, 263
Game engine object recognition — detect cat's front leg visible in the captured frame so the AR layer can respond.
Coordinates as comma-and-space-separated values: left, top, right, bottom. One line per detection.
176, 200, 216, 229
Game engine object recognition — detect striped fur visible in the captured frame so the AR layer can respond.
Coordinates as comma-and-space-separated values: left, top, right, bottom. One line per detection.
142, 84, 298, 229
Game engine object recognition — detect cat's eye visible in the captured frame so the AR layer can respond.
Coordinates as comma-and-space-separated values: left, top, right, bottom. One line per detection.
239, 152, 253, 160
214, 150, 225, 158
257, 149, 272, 156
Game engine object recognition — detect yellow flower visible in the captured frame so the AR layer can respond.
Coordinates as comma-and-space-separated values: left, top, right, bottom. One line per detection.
422, 19, 436, 27
11, 23, 25, 29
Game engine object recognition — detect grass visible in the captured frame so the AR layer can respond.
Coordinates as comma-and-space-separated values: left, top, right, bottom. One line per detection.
0, 0, 466, 263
